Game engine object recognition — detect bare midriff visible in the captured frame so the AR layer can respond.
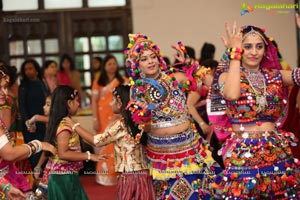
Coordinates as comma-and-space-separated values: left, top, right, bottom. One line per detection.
232, 121, 276, 132
150, 120, 190, 136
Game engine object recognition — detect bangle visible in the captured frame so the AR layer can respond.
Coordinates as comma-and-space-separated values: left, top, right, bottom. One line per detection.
22, 144, 32, 157
72, 123, 80, 132
86, 151, 91, 162
26, 140, 42, 156
2, 183, 12, 194
34, 167, 42, 175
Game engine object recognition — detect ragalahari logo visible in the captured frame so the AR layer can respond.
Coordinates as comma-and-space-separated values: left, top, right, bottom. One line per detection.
241, 2, 254, 16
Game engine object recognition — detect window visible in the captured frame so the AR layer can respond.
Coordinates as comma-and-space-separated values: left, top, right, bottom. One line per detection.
2, 0, 38, 11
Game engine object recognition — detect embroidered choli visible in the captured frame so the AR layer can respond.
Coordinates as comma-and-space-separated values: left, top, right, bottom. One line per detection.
225, 68, 287, 124
94, 119, 148, 172
131, 72, 189, 129
50, 122, 83, 173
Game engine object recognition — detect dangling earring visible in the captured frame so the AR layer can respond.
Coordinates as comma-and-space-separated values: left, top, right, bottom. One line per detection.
140, 71, 146, 78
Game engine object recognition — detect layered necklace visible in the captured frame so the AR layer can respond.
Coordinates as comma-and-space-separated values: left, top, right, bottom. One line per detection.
242, 67, 267, 113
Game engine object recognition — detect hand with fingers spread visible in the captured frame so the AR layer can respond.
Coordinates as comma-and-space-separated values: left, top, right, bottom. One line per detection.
221, 21, 243, 49
171, 42, 190, 64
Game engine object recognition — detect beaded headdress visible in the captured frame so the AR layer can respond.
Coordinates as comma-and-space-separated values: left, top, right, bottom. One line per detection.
242, 26, 268, 45
124, 33, 167, 84
0, 70, 9, 83
112, 87, 122, 104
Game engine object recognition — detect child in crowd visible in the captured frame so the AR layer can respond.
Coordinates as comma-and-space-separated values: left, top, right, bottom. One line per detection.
44, 85, 104, 199
63, 85, 155, 200
26, 95, 51, 199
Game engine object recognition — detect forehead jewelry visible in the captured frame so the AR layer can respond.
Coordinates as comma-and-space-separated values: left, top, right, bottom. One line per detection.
242, 26, 268, 45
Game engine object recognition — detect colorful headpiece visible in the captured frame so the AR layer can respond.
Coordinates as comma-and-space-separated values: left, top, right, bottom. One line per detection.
112, 88, 122, 104
242, 26, 268, 45
69, 89, 78, 100
0, 70, 9, 83
124, 33, 167, 84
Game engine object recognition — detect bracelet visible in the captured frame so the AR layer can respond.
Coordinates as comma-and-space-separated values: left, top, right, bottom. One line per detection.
226, 47, 244, 61
72, 123, 80, 132
34, 167, 42, 174
2, 183, 12, 194
86, 151, 91, 162
26, 140, 42, 156
22, 144, 32, 157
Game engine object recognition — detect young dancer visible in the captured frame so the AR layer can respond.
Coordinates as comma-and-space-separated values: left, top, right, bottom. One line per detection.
44, 85, 104, 199
63, 85, 155, 200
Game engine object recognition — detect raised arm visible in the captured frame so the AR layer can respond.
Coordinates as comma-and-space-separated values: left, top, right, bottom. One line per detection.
218, 21, 243, 100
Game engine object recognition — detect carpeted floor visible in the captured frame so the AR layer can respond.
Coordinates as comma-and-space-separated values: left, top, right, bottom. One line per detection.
81, 175, 117, 200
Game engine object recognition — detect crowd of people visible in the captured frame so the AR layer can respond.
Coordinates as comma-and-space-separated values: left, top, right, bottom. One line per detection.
0, 14, 299, 200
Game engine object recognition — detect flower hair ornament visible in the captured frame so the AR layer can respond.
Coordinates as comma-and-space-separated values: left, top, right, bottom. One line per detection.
69, 89, 78, 100
0, 70, 9, 83
124, 33, 167, 85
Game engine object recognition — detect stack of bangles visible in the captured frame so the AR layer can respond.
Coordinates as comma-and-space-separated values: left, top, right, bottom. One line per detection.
227, 47, 243, 60
22, 140, 42, 157
292, 68, 300, 86
0, 178, 12, 196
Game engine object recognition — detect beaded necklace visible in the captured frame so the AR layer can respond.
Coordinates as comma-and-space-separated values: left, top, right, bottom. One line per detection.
0, 119, 12, 141
242, 67, 267, 113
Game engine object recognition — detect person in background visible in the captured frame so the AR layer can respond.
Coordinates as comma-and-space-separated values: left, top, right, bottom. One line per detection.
281, 13, 300, 159
187, 59, 224, 169
18, 59, 49, 170
91, 54, 128, 186
92, 56, 103, 81
43, 60, 58, 94
199, 42, 216, 65
58, 53, 83, 107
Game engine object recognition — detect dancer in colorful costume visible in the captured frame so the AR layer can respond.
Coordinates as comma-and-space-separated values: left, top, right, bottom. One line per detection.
0, 65, 56, 199
211, 21, 300, 199
124, 33, 222, 200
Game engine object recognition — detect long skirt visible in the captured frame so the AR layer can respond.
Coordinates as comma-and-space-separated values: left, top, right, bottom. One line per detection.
48, 173, 88, 200
1, 161, 31, 193
116, 170, 155, 200
213, 129, 300, 199
146, 127, 222, 200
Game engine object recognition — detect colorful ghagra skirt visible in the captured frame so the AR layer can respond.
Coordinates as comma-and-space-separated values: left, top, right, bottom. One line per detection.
146, 127, 222, 200
48, 173, 88, 200
213, 129, 300, 199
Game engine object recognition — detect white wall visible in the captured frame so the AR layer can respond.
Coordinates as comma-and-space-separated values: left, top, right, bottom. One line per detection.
131, 0, 298, 68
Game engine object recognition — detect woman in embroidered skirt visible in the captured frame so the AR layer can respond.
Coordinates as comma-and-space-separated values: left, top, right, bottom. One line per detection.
123, 33, 222, 200
211, 20, 300, 199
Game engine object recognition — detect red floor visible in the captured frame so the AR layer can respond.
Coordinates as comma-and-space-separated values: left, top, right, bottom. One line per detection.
80, 175, 117, 200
